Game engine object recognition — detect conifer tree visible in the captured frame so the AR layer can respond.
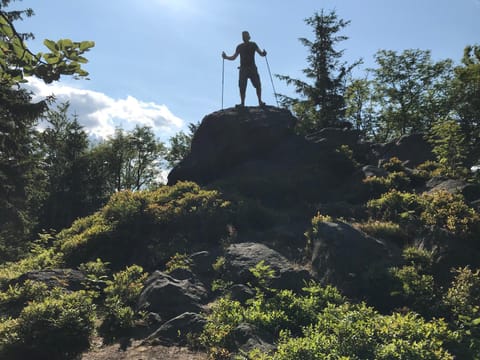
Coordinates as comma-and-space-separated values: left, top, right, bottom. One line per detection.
277, 9, 360, 134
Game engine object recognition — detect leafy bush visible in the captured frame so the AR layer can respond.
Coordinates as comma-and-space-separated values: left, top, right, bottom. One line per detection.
381, 157, 405, 172
443, 267, 480, 358
420, 190, 480, 237
389, 247, 440, 317
367, 189, 422, 225
100, 265, 148, 339
165, 253, 192, 273
356, 220, 408, 244
200, 280, 345, 358
0, 290, 96, 359
0, 280, 49, 317
259, 303, 456, 360
55, 181, 232, 269
0, 247, 64, 287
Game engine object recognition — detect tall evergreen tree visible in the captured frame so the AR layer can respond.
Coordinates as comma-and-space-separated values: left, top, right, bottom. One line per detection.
0, 1, 93, 260
277, 9, 360, 133
39, 102, 89, 231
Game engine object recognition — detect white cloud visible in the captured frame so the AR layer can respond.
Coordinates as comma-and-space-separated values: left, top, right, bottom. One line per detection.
24, 77, 184, 141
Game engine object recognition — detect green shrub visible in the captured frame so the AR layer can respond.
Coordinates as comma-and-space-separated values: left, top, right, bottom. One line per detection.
3, 290, 96, 359
444, 267, 480, 322
56, 181, 232, 269
200, 281, 345, 358
0, 280, 50, 317
356, 220, 407, 244
0, 248, 64, 287
367, 190, 422, 225
165, 253, 192, 273
414, 160, 444, 180
199, 297, 245, 355
381, 157, 406, 172
420, 190, 480, 237
389, 247, 440, 317
100, 265, 148, 339
443, 267, 480, 358
259, 303, 456, 360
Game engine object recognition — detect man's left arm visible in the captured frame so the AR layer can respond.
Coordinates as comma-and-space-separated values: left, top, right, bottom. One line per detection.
255, 43, 267, 57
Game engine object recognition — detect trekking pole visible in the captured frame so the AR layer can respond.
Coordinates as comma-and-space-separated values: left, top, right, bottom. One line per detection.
265, 55, 279, 107
221, 57, 225, 109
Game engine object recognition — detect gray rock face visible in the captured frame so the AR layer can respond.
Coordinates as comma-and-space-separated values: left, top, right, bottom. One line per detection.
223, 242, 311, 292
426, 177, 480, 201
310, 221, 401, 298
145, 312, 206, 345
9, 268, 87, 291
375, 133, 434, 168
168, 106, 297, 185
138, 271, 208, 319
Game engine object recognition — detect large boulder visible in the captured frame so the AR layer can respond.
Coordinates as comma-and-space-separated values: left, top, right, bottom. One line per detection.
8, 269, 87, 291
310, 221, 401, 301
167, 107, 360, 208
145, 312, 206, 346
223, 242, 311, 292
168, 106, 296, 185
138, 271, 208, 320
374, 133, 434, 168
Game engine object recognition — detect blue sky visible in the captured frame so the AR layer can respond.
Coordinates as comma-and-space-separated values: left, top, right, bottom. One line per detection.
10, 0, 480, 142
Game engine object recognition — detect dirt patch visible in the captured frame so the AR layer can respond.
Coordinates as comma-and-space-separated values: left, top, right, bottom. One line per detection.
81, 338, 207, 360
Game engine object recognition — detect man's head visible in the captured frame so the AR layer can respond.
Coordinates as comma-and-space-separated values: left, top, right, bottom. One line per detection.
242, 31, 250, 42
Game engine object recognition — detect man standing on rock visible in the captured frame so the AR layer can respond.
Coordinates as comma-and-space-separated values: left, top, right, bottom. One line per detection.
222, 31, 267, 107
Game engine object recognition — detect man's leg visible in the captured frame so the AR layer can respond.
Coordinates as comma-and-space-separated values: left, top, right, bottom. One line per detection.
256, 86, 264, 106
239, 69, 247, 106
251, 70, 265, 106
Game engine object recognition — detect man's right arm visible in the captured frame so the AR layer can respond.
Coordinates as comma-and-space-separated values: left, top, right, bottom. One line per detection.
222, 45, 240, 61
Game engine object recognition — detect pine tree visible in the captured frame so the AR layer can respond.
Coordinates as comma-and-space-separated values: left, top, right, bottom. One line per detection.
277, 9, 360, 134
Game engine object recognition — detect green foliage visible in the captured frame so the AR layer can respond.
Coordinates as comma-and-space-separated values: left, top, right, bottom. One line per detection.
0, 4, 94, 86
277, 9, 360, 133
200, 281, 345, 358
0, 280, 49, 317
367, 189, 422, 225
0, 290, 96, 359
57, 181, 232, 268
100, 265, 148, 338
0, 247, 63, 287
389, 247, 441, 317
356, 220, 407, 244
450, 45, 480, 163
414, 160, 446, 180
165, 122, 199, 168
368, 49, 453, 140
363, 171, 411, 194
165, 252, 192, 273
420, 190, 480, 238
427, 118, 468, 177
443, 267, 480, 358
249, 260, 276, 288
262, 303, 455, 360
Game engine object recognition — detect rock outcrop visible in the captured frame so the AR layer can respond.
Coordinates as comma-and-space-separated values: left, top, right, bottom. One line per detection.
223, 242, 311, 292
168, 106, 297, 185
138, 271, 209, 320
310, 221, 401, 300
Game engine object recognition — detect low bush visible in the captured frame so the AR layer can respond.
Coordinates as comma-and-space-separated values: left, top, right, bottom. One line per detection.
0, 290, 96, 359
420, 190, 480, 238
99, 265, 148, 339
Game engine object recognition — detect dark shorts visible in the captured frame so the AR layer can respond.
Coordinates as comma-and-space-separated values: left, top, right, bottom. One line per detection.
239, 66, 261, 91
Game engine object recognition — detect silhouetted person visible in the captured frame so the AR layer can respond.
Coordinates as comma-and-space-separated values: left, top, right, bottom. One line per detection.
222, 31, 267, 107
